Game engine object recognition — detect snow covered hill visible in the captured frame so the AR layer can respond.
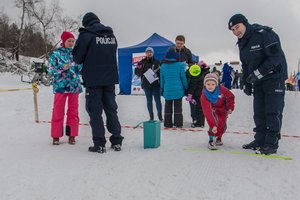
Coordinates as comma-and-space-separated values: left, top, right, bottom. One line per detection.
0, 73, 300, 200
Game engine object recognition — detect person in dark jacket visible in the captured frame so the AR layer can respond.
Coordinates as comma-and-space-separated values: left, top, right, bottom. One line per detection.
169, 35, 194, 66
134, 47, 162, 121
232, 70, 239, 89
72, 12, 124, 153
228, 14, 287, 155
186, 61, 210, 127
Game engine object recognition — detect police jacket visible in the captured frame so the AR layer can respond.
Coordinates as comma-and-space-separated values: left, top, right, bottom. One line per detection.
72, 21, 118, 87
134, 57, 160, 89
237, 23, 287, 86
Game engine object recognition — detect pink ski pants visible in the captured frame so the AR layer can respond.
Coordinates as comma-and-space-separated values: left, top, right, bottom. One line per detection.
51, 93, 79, 138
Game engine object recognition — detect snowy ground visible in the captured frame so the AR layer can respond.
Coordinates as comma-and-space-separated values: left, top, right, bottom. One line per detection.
0, 73, 300, 200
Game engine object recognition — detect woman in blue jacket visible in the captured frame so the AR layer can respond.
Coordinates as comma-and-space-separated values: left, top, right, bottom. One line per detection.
160, 48, 188, 128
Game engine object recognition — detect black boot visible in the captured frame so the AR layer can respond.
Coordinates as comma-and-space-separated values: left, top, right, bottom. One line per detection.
149, 112, 154, 121
111, 144, 122, 151
158, 112, 163, 122
255, 146, 277, 155
242, 140, 262, 150
88, 146, 106, 153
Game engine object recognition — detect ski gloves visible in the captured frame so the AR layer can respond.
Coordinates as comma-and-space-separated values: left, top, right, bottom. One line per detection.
244, 69, 264, 96
186, 94, 197, 105
246, 69, 264, 84
244, 83, 253, 96
136, 63, 143, 69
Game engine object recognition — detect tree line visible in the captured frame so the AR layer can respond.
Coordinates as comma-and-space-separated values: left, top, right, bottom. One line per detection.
0, 0, 80, 61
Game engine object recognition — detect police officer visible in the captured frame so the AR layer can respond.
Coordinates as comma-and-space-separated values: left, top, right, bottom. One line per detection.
228, 14, 287, 155
73, 12, 124, 153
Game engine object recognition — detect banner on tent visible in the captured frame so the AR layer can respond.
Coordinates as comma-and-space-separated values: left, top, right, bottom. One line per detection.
131, 52, 145, 95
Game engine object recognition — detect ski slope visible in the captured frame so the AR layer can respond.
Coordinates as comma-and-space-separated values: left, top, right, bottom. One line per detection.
0, 73, 300, 200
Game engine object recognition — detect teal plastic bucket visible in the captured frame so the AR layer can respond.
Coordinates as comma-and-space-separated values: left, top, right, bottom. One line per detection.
143, 120, 161, 148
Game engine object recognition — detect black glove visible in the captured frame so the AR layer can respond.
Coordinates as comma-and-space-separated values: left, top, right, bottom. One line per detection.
246, 69, 263, 84
243, 83, 252, 96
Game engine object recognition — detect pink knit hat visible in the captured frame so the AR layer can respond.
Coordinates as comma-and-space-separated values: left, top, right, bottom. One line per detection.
204, 73, 219, 84
61, 31, 75, 47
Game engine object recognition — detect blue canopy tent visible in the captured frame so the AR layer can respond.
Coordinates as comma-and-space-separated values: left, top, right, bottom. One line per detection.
118, 33, 199, 94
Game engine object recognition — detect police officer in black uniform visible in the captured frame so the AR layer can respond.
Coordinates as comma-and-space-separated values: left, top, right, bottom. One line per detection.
73, 12, 124, 153
228, 14, 287, 155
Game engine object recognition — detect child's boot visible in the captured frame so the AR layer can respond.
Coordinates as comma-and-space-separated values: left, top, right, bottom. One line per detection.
208, 136, 217, 150
68, 136, 76, 145
216, 137, 223, 146
52, 138, 59, 145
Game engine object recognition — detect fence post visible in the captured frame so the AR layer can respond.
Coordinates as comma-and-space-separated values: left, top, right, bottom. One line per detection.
32, 83, 39, 123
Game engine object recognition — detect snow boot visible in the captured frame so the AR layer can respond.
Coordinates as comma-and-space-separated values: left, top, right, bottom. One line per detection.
52, 138, 59, 145
216, 138, 223, 146
208, 141, 218, 150
149, 112, 154, 121
195, 123, 204, 128
255, 146, 277, 155
111, 144, 122, 151
158, 113, 163, 122
88, 146, 106, 153
242, 140, 262, 150
68, 136, 76, 145
191, 120, 197, 128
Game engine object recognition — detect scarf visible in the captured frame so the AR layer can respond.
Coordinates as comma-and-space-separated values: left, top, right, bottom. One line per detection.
204, 86, 220, 104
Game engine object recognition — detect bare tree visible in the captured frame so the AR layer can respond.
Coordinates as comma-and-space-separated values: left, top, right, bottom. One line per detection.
46, 15, 80, 50
0, 12, 10, 48
59, 15, 80, 33
14, 0, 40, 61
27, 0, 61, 59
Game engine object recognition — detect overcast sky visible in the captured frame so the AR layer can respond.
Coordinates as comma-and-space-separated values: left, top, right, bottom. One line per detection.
2, 0, 300, 72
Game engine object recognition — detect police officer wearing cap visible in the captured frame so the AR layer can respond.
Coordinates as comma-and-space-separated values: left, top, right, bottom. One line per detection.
228, 14, 287, 155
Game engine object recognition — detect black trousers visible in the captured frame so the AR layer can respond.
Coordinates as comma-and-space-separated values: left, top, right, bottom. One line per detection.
253, 78, 285, 149
85, 85, 124, 147
164, 98, 183, 127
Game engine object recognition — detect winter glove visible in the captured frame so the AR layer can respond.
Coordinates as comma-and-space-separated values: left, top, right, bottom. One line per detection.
246, 69, 263, 84
190, 99, 197, 105
136, 64, 143, 69
243, 83, 252, 96
186, 94, 193, 101
185, 94, 197, 105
